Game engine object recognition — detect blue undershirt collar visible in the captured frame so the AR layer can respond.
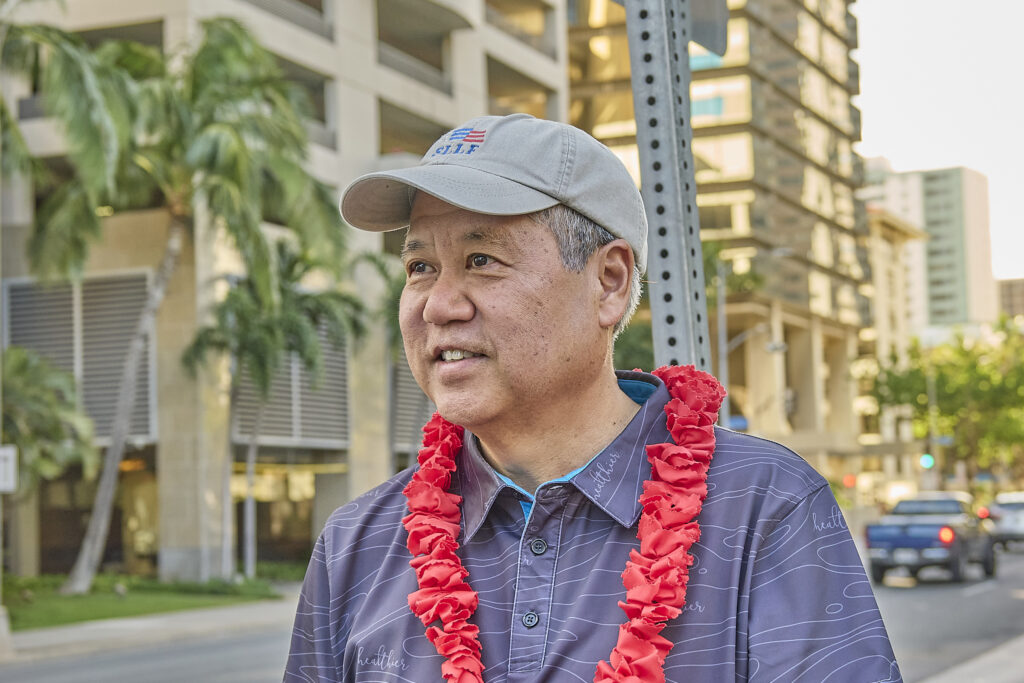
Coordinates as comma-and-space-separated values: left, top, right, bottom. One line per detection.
495, 378, 658, 520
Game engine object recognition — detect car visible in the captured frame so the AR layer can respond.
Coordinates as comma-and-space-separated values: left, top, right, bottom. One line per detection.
865, 491, 997, 583
990, 491, 1024, 549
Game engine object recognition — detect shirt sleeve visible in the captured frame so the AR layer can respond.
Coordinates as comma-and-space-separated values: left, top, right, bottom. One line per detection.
284, 532, 343, 683
746, 483, 902, 683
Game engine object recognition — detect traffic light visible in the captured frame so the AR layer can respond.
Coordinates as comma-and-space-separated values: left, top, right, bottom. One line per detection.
920, 453, 935, 469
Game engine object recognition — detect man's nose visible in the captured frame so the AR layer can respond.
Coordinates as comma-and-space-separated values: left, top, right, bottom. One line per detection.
422, 272, 474, 325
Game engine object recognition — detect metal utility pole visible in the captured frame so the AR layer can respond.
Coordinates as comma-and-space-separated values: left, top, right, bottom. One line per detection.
620, 0, 728, 371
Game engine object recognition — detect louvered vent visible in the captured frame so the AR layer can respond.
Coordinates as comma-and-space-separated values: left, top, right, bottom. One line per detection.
81, 275, 152, 439
234, 359, 294, 441
234, 325, 349, 447
390, 346, 433, 455
298, 327, 349, 444
7, 282, 75, 374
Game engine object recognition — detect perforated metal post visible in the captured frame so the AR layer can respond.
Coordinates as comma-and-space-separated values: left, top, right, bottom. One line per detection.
622, 0, 726, 371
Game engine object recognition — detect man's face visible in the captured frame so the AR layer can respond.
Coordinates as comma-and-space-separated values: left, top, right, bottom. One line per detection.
399, 194, 608, 431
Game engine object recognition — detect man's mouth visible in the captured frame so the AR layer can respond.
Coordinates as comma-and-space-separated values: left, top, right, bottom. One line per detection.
439, 349, 484, 362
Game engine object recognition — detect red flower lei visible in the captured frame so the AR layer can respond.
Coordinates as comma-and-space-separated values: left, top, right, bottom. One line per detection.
402, 365, 725, 683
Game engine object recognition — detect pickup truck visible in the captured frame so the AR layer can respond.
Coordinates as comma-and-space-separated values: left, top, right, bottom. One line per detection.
865, 492, 997, 583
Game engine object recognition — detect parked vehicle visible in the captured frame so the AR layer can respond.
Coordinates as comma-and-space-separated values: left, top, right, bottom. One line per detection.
865, 492, 997, 583
990, 491, 1024, 549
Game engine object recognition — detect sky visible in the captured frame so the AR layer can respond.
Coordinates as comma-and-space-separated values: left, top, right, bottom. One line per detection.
852, 0, 1024, 279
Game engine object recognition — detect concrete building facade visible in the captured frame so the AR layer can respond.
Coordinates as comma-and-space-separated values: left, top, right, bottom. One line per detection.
2, 0, 568, 581
852, 207, 928, 503
569, 0, 868, 482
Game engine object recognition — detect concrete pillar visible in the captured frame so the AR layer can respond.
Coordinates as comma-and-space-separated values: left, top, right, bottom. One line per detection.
346, 232, 393, 500
786, 318, 824, 432
8, 489, 40, 577
825, 332, 857, 437
746, 303, 788, 435
451, 16, 489, 120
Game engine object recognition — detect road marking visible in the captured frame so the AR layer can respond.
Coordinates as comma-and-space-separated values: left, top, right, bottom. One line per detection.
963, 582, 996, 597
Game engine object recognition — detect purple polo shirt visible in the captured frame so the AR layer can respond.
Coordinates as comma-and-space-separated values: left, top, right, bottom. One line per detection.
285, 371, 901, 682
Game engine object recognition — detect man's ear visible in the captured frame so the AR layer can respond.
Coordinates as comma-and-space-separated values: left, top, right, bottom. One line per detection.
595, 239, 634, 330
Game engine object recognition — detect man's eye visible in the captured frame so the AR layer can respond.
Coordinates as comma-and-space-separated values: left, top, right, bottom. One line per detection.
469, 254, 492, 268
408, 261, 430, 274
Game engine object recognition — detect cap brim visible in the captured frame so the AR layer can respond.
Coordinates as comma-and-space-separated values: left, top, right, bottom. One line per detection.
340, 164, 560, 231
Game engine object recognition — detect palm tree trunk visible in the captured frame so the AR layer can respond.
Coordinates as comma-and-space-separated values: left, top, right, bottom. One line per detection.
61, 219, 186, 595
244, 399, 266, 580
222, 372, 239, 579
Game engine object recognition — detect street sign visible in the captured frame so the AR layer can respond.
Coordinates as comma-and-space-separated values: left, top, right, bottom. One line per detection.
935, 435, 954, 447
0, 446, 16, 494
612, 0, 729, 56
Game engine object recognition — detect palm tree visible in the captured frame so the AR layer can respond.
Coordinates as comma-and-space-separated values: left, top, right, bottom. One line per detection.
182, 240, 365, 578
55, 18, 345, 595
1, 346, 98, 490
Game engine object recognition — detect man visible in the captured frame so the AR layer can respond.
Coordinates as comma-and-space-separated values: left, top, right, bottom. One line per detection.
285, 114, 901, 682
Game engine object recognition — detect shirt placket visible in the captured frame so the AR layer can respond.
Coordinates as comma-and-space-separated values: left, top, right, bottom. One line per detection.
507, 483, 568, 677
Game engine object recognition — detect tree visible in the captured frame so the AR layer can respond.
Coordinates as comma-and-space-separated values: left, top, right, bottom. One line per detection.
873, 317, 1024, 486
1, 346, 98, 491
182, 240, 365, 578
53, 18, 344, 595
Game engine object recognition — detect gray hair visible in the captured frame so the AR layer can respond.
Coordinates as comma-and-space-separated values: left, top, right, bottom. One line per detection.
530, 205, 643, 339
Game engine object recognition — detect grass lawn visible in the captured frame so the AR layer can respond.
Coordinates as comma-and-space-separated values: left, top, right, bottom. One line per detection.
3, 573, 280, 632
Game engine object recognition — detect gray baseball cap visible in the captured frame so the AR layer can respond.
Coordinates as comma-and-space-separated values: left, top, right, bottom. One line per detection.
340, 113, 648, 272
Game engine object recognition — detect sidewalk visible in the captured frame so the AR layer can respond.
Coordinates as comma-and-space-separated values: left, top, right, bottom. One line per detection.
917, 632, 1024, 683
1, 582, 301, 664
1, 580, 1020, 681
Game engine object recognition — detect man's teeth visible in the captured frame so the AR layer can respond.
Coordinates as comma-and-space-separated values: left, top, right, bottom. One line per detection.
440, 350, 481, 362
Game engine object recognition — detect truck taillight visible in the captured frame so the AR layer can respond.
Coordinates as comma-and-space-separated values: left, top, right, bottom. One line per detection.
938, 526, 955, 544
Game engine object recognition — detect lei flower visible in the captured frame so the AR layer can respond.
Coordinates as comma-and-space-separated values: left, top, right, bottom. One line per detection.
402, 365, 725, 683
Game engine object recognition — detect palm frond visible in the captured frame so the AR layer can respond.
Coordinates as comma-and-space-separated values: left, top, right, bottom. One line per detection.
12, 24, 131, 198
28, 179, 102, 281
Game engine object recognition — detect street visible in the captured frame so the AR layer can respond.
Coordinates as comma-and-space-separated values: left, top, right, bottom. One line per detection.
3, 552, 1024, 683
0, 625, 292, 683
875, 545, 1024, 682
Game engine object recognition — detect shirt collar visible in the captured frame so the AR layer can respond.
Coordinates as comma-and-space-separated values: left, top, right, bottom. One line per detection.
456, 370, 670, 540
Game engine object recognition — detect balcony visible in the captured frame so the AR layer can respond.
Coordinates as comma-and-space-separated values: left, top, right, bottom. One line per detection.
847, 59, 860, 96
376, 0, 469, 96
379, 100, 447, 156
377, 42, 451, 94
487, 55, 554, 119
485, 0, 556, 59
277, 55, 337, 149
240, 0, 333, 40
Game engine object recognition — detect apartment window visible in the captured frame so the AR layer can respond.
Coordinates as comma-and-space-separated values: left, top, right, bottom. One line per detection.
5, 273, 156, 443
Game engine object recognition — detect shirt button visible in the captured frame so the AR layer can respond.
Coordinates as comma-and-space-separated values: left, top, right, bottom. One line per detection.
522, 611, 540, 628
529, 538, 548, 555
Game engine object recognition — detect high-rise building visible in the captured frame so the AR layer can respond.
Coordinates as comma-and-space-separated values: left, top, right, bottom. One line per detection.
1, 0, 568, 581
863, 161, 997, 330
1001, 278, 1024, 318
569, 0, 869, 482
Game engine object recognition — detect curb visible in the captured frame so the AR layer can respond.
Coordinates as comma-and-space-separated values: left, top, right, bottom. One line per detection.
918, 632, 1024, 683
